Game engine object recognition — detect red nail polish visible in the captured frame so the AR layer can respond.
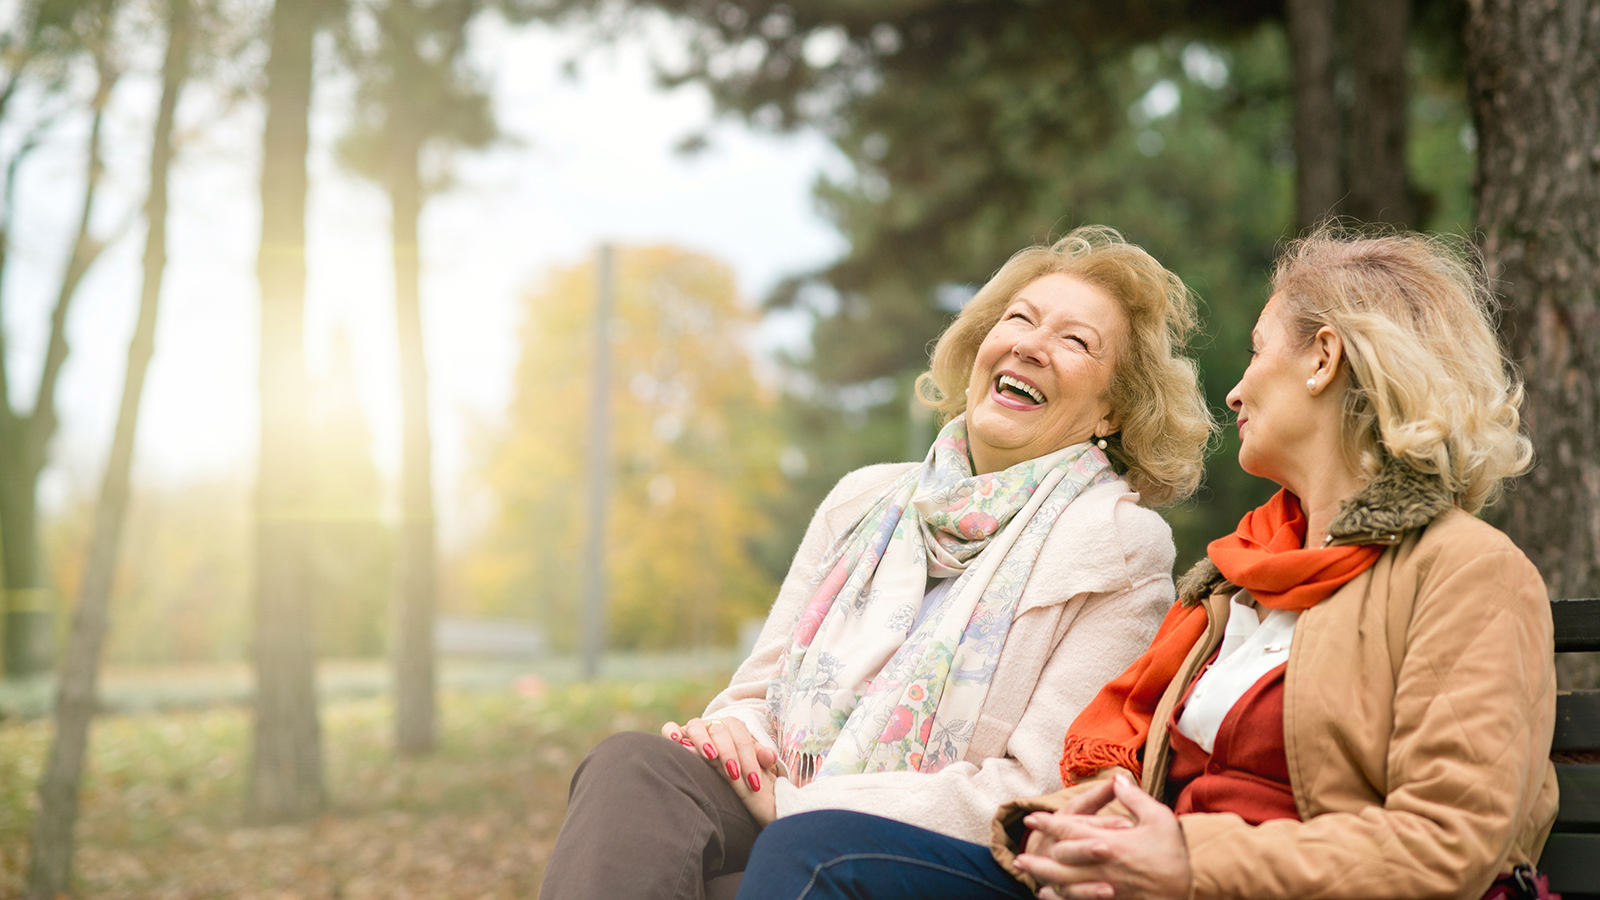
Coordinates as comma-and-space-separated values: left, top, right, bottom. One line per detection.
747, 772, 761, 792
670, 731, 681, 742
726, 759, 740, 780
703, 743, 718, 759
681, 738, 695, 748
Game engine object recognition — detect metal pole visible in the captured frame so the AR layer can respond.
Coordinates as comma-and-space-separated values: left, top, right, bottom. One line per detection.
580, 243, 615, 681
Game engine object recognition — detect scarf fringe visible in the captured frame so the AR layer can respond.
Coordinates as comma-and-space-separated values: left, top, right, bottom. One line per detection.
780, 745, 822, 787
1059, 735, 1143, 785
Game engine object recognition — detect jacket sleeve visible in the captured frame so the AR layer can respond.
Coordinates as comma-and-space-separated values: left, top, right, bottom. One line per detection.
988, 769, 1134, 890
701, 464, 912, 752
1176, 536, 1556, 900
766, 497, 1176, 845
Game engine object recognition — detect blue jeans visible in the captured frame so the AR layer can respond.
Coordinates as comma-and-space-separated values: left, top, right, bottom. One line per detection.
733, 809, 1035, 900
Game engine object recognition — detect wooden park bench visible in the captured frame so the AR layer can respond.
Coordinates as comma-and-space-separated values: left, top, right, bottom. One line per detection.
1544, 596, 1600, 897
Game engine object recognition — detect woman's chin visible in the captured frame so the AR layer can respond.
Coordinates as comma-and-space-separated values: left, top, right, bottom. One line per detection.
1235, 452, 1284, 487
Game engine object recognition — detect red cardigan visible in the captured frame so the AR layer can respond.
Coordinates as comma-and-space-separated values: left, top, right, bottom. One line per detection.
1164, 661, 1298, 824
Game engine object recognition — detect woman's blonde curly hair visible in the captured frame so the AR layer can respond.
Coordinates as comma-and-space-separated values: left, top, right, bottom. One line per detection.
915, 225, 1216, 506
1270, 226, 1533, 513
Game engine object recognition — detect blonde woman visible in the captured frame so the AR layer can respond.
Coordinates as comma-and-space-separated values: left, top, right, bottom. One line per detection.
538, 227, 1215, 899
738, 228, 1556, 900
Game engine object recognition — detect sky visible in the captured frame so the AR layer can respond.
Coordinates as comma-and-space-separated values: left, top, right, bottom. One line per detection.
1, 9, 849, 545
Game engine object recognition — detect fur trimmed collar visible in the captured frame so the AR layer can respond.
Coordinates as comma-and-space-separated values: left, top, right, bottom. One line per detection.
1175, 460, 1455, 606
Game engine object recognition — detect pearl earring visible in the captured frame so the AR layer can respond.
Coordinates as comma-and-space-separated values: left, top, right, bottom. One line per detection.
1097, 438, 1108, 450
1306, 378, 1317, 392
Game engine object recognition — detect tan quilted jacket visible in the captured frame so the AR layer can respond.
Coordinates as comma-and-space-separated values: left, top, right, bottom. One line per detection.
993, 463, 1558, 899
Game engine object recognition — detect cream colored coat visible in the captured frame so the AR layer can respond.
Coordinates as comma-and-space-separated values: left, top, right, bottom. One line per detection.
993, 464, 1558, 899
704, 461, 1177, 845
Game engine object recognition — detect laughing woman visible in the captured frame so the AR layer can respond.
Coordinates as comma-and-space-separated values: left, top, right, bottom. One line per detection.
536, 226, 1215, 900
736, 228, 1555, 900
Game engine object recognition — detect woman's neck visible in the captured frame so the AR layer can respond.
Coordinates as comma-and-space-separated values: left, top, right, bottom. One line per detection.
1288, 465, 1368, 549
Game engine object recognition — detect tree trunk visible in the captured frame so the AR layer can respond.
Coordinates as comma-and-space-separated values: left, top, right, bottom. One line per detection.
1, 49, 119, 679
0, 461, 45, 676
1287, 0, 1343, 229
1466, 0, 1600, 605
389, 106, 437, 757
248, 0, 323, 823
24, 1, 189, 892
1346, 0, 1417, 226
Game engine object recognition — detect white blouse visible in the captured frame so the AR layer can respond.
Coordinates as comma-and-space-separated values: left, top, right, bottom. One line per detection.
1173, 590, 1299, 753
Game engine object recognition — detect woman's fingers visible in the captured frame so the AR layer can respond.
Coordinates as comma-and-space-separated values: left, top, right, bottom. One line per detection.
714, 718, 764, 792
660, 720, 700, 754
703, 718, 753, 785
681, 717, 748, 774
1044, 836, 1114, 868
754, 743, 778, 772
1057, 778, 1118, 816
1021, 775, 1192, 900
670, 716, 779, 801
704, 718, 740, 782
1039, 883, 1115, 900
1026, 812, 1133, 848
700, 718, 777, 823
681, 717, 717, 759
1013, 846, 1112, 897
1110, 771, 1166, 822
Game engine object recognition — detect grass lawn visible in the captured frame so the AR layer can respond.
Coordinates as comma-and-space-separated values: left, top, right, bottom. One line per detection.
0, 664, 733, 898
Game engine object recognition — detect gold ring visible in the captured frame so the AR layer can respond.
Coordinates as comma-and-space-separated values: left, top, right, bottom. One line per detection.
707, 718, 724, 727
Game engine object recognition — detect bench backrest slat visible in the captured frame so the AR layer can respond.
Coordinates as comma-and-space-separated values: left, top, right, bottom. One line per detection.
1539, 833, 1600, 893
1553, 690, 1600, 752
1543, 599, 1600, 896
1553, 764, 1600, 826
1551, 598, 1600, 653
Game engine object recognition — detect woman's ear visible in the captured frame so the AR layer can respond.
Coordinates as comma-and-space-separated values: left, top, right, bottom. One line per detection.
1312, 325, 1345, 386
1097, 408, 1121, 438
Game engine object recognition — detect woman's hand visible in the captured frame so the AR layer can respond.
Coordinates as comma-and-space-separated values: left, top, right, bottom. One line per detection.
660, 716, 780, 825
1014, 773, 1191, 900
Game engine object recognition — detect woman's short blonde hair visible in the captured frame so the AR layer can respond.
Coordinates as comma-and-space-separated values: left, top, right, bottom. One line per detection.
1270, 226, 1533, 513
915, 225, 1215, 506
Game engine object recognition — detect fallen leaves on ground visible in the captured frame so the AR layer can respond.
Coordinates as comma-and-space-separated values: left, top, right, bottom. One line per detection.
0, 675, 724, 899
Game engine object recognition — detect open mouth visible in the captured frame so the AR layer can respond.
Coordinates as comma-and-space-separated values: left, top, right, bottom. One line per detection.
995, 374, 1045, 406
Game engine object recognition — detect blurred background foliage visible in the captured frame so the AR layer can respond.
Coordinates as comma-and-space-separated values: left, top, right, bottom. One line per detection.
656, 0, 1478, 576
42, 335, 390, 667
465, 245, 785, 651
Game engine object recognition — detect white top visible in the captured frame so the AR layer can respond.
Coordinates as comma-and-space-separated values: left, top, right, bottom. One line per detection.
1174, 590, 1299, 753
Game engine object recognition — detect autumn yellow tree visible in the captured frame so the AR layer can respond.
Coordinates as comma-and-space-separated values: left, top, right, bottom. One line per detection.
472, 245, 786, 651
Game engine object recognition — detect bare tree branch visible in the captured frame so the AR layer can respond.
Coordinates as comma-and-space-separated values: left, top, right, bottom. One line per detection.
27, 51, 122, 462
0, 115, 56, 439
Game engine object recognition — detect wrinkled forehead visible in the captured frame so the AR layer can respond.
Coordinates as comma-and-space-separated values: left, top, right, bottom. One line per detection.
1014, 273, 1129, 337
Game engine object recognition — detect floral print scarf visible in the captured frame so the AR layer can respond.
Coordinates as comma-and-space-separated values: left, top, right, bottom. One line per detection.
769, 414, 1117, 785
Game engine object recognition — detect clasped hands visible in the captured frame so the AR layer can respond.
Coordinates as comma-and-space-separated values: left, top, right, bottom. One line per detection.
660, 716, 780, 825
1012, 772, 1192, 900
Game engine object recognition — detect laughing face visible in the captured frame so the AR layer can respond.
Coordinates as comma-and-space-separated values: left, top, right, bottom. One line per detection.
963, 273, 1125, 474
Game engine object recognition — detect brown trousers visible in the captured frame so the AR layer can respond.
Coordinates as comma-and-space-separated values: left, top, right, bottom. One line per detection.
538, 731, 760, 900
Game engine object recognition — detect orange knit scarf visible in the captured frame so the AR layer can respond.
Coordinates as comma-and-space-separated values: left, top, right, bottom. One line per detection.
1057, 490, 1384, 784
